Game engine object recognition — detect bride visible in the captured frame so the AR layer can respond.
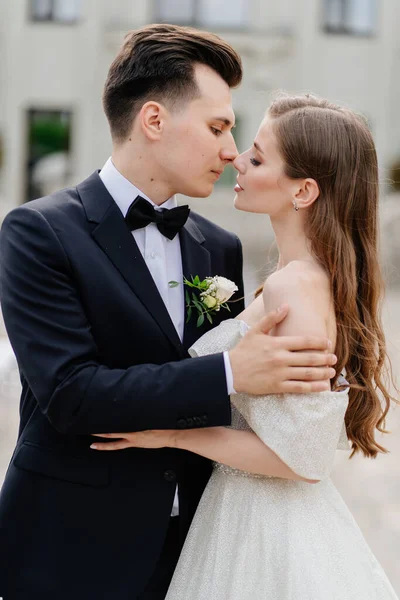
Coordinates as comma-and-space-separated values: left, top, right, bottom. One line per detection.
92, 93, 399, 599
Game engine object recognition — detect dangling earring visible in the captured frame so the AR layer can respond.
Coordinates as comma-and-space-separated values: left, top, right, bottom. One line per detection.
292, 200, 299, 212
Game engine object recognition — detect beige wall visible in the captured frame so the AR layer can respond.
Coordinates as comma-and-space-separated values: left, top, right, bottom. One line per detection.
0, 0, 399, 210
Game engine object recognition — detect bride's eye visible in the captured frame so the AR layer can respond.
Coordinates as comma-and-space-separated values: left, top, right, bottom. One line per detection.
250, 157, 261, 166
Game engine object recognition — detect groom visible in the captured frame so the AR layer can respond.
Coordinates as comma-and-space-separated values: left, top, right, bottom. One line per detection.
0, 24, 336, 600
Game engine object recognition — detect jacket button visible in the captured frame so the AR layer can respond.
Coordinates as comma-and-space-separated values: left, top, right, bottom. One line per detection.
164, 470, 176, 483
177, 419, 187, 429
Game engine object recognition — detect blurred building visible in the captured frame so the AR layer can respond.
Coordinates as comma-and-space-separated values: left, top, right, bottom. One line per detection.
0, 0, 399, 292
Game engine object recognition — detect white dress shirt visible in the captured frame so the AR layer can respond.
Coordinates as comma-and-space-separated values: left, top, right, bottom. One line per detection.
99, 157, 235, 516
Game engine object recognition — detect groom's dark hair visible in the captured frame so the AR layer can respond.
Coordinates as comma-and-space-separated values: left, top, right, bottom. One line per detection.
102, 23, 242, 143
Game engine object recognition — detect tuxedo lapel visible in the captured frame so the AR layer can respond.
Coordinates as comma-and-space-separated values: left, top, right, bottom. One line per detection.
180, 217, 212, 350
77, 172, 184, 355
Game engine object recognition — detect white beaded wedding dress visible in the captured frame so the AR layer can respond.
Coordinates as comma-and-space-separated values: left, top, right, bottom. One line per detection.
165, 319, 398, 600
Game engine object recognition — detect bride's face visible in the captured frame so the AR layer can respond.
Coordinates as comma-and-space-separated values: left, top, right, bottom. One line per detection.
233, 117, 293, 215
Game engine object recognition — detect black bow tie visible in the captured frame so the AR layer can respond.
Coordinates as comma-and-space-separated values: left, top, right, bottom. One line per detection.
125, 195, 190, 240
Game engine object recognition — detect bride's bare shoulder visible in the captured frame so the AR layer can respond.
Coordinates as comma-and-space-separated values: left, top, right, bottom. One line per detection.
264, 260, 330, 293
262, 260, 332, 337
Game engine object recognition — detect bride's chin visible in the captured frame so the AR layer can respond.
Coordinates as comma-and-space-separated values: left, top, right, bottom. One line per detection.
233, 195, 246, 210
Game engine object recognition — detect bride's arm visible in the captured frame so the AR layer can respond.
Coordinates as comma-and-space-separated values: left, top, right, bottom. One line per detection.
92, 425, 314, 481
235, 293, 265, 327
173, 426, 315, 482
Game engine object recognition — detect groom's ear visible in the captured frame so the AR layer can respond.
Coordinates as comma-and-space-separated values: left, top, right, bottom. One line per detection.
139, 101, 167, 141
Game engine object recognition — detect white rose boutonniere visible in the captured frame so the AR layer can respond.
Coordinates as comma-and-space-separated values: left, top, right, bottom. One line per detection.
169, 275, 239, 327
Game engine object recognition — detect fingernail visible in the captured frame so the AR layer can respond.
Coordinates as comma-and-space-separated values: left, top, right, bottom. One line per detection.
90, 444, 97, 449
332, 354, 337, 365
327, 339, 332, 348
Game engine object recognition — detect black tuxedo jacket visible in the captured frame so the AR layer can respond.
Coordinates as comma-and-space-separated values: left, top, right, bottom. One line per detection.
0, 172, 244, 599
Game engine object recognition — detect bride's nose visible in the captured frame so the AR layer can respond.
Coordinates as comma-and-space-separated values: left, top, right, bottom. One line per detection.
233, 154, 246, 173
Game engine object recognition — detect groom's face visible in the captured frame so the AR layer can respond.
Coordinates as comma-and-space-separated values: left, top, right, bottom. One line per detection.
158, 64, 238, 198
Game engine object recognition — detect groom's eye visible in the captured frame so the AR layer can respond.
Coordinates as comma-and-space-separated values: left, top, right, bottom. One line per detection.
211, 127, 223, 136
250, 157, 261, 166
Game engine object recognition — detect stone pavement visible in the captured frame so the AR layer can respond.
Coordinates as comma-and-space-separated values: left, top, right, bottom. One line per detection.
0, 291, 399, 594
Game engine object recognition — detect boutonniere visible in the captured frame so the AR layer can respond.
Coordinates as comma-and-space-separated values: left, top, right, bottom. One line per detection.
169, 275, 238, 327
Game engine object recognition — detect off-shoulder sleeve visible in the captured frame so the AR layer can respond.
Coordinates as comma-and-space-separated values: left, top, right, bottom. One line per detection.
232, 390, 348, 480
189, 319, 349, 480
188, 319, 246, 357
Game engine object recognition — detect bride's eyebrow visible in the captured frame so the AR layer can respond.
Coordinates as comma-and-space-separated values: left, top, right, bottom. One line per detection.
253, 142, 264, 154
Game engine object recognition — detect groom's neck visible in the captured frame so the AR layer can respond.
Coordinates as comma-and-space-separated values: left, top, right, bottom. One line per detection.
111, 146, 175, 206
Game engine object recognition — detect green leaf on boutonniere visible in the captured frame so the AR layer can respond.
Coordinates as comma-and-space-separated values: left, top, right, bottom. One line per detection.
193, 275, 201, 286
197, 313, 205, 327
186, 305, 192, 323
206, 312, 213, 324
185, 281, 194, 289
185, 290, 191, 306
191, 293, 203, 312
168, 281, 180, 288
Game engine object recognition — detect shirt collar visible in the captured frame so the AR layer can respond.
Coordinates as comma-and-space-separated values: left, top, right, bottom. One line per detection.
99, 157, 177, 218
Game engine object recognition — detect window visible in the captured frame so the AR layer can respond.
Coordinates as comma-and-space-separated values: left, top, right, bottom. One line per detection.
25, 109, 72, 202
155, 0, 248, 29
323, 0, 377, 35
30, 0, 81, 24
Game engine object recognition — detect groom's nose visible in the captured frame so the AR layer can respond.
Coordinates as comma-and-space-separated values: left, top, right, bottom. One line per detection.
220, 134, 238, 162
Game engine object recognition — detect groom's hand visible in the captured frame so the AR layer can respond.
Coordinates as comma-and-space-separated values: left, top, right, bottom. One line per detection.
229, 305, 337, 395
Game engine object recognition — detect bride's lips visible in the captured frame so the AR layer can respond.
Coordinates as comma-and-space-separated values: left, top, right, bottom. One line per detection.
234, 180, 244, 193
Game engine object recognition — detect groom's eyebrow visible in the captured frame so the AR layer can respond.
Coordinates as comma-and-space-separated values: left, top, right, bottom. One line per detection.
214, 117, 236, 129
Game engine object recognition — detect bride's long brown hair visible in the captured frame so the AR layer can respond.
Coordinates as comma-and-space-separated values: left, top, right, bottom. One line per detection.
256, 94, 398, 458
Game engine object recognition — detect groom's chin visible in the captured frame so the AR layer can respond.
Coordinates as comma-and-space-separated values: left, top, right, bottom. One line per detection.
189, 184, 215, 198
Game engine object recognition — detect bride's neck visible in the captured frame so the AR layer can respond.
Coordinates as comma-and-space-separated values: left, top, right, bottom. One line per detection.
271, 215, 315, 270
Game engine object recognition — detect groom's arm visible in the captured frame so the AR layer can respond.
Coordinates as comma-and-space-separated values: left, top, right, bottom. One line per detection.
0, 207, 232, 435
